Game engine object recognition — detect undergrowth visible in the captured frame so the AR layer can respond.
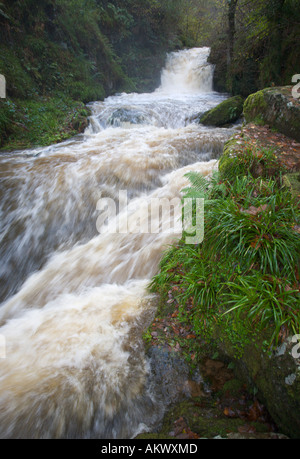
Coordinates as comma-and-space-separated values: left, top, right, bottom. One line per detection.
0, 96, 90, 150
149, 147, 300, 357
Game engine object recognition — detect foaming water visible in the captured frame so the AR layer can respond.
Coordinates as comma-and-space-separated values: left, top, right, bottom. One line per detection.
0, 48, 237, 438
159, 47, 214, 94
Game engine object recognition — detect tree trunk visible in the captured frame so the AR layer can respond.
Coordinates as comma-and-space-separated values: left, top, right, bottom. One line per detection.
227, 0, 238, 66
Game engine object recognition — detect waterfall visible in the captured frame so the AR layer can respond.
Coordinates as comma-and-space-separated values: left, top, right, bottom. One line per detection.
159, 47, 214, 94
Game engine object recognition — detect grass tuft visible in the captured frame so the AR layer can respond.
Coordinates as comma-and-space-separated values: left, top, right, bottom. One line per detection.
149, 165, 300, 354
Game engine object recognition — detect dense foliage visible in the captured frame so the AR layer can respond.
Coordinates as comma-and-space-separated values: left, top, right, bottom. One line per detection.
0, 0, 190, 148
1, 0, 299, 148
0, 0, 186, 102
1, 0, 298, 100
208, 0, 300, 96
150, 146, 300, 355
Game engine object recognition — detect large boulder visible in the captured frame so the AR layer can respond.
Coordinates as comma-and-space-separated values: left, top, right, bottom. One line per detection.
215, 332, 300, 439
243, 86, 300, 142
198, 95, 244, 127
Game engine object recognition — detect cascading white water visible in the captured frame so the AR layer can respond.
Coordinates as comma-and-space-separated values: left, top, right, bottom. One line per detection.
159, 47, 214, 94
0, 48, 237, 439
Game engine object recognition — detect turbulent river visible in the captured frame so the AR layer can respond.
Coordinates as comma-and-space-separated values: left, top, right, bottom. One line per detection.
0, 47, 238, 438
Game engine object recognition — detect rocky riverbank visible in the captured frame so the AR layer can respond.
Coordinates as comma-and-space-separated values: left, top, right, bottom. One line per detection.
0, 97, 91, 151
137, 299, 288, 439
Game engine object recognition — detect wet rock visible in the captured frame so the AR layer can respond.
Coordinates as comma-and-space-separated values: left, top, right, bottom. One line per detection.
243, 86, 300, 142
197, 95, 244, 127
107, 108, 146, 127
215, 334, 300, 438
138, 393, 278, 440
69, 106, 91, 133
183, 380, 204, 398
142, 282, 298, 439
147, 346, 204, 405
141, 338, 283, 440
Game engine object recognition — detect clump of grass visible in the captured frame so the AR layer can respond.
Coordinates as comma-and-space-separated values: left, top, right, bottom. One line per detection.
204, 176, 299, 282
221, 272, 300, 345
150, 167, 300, 354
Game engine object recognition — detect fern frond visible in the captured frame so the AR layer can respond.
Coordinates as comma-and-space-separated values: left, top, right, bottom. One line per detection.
182, 171, 209, 200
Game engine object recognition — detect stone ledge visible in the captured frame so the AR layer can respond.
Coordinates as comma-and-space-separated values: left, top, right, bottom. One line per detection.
243, 86, 300, 142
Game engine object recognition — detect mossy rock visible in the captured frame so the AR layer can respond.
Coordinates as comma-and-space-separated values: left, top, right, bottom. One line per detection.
243, 86, 300, 142
243, 89, 269, 125
142, 397, 270, 439
218, 132, 287, 182
215, 331, 300, 439
198, 95, 244, 127
219, 378, 245, 397
218, 136, 241, 179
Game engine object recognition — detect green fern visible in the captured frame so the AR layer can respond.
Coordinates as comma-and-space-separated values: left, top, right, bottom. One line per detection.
182, 171, 209, 199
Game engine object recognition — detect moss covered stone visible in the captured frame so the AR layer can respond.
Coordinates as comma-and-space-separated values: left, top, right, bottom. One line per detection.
214, 332, 300, 439
136, 396, 271, 439
243, 87, 300, 142
243, 90, 268, 125
198, 95, 244, 127
218, 136, 240, 178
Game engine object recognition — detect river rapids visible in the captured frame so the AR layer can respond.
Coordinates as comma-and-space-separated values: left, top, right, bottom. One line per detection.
0, 47, 237, 439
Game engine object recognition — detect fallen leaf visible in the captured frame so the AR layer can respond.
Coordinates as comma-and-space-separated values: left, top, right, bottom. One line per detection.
250, 239, 261, 249
224, 407, 236, 418
247, 400, 265, 422
242, 204, 270, 216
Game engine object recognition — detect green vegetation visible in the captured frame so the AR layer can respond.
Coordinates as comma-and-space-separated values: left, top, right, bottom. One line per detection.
0, 97, 90, 150
219, 138, 287, 182
243, 87, 300, 142
0, 0, 299, 148
149, 145, 300, 358
208, 0, 300, 96
0, 0, 187, 149
198, 95, 244, 127
177, 0, 300, 97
